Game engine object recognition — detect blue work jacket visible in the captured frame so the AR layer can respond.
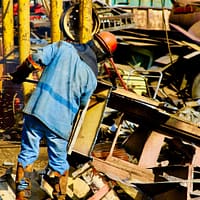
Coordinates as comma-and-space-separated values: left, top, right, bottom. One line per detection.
23, 41, 98, 140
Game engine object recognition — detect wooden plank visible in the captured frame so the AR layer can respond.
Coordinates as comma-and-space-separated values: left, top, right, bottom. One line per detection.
106, 113, 124, 159
111, 88, 160, 107
163, 117, 200, 141
92, 157, 154, 183
187, 164, 193, 200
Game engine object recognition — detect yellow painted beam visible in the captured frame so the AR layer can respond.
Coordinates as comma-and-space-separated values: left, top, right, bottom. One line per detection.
50, 0, 63, 42
79, 0, 93, 43
18, 0, 32, 102
2, 0, 14, 91
18, 0, 30, 63
2, 0, 14, 59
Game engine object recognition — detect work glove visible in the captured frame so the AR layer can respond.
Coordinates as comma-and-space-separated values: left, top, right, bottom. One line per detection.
10, 60, 33, 84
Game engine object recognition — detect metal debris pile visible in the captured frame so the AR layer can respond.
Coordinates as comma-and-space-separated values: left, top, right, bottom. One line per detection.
1, 1, 200, 200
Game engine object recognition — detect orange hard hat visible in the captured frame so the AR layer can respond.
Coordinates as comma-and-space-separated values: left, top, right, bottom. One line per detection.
94, 31, 117, 54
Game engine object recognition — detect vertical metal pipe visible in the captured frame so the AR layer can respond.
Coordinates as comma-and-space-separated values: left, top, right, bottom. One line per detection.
2, 0, 15, 123
2, 0, 14, 93
18, 0, 30, 63
79, 0, 93, 43
50, 0, 62, 43
2, 0, 14, 60
18, 0, 31, 102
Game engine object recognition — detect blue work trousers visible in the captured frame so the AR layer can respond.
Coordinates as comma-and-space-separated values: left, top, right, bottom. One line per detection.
18, 114, 69, 175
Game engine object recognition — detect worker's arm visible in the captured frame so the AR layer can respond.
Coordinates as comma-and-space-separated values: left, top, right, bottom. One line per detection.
10, 55, 43, 84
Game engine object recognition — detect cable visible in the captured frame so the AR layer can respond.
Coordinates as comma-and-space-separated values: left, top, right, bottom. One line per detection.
161, 0, 174, 64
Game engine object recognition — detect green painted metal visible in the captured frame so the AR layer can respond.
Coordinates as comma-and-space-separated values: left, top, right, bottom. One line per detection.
111, 0, 172, 8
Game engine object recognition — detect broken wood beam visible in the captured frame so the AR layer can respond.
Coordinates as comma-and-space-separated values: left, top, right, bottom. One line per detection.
92, 157, 154, 183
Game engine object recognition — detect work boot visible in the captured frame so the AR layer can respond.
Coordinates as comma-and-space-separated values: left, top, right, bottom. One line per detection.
42, 169, 68, 200
15, 162, 33, 200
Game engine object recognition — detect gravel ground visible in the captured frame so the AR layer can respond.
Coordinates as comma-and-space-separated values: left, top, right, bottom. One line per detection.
0, 140, 48, 176
0, 140, 50, 199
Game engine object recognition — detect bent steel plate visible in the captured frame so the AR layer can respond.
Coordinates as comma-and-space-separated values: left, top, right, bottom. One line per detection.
170, 22, 200, 44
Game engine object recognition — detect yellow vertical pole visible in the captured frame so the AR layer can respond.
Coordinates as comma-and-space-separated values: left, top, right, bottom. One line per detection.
2, 0, 15, 125
2, 0, 14, 60
50, 0, 62, 43
18, 0, 30, 63
79, 0, 93, 43
18, 0, 31, 102
2, 0, 14, 91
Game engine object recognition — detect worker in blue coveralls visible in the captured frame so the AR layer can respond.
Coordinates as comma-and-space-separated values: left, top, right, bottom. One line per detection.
10, 30, 117, 200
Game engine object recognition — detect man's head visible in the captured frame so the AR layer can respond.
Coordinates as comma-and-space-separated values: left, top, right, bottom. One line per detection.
94, 31, 117, 55
92, 31, 117, 62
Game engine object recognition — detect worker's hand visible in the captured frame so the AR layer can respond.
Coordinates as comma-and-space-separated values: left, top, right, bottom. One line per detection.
10, 71, 27, 84
10, 62, 32, 84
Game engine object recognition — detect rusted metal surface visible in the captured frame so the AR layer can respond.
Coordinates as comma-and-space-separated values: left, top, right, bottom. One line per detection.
108, 88, 169, 125
108, 88, 200, 142
67, 80, 200, 199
